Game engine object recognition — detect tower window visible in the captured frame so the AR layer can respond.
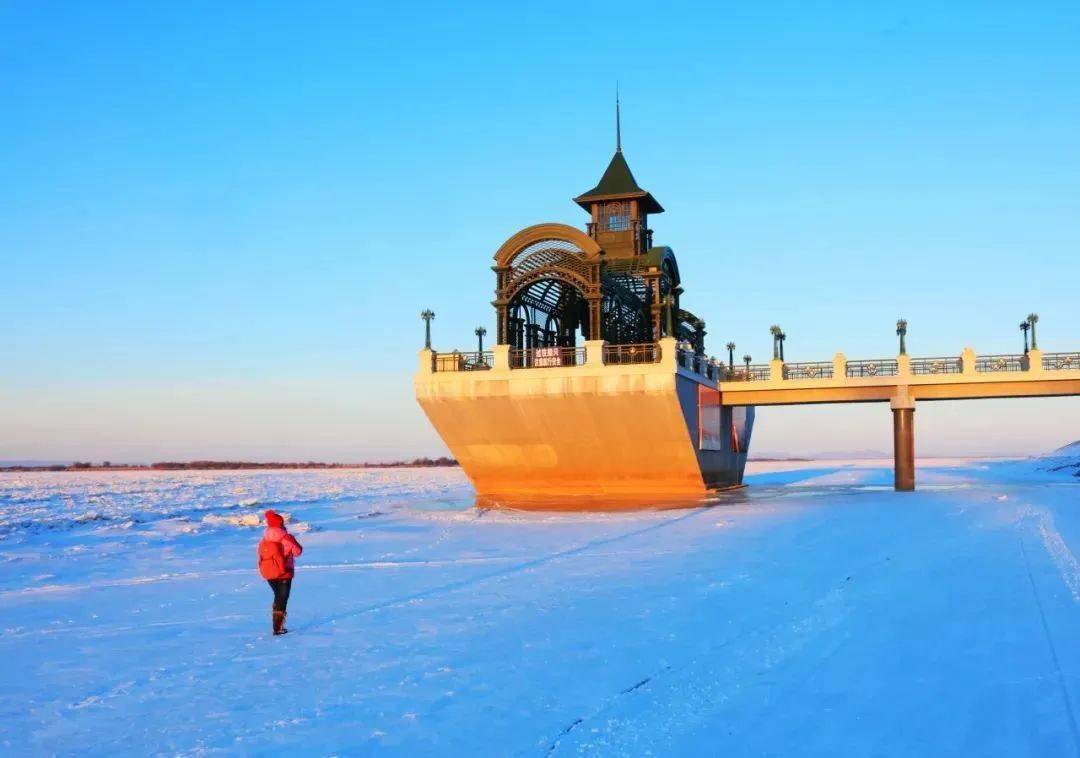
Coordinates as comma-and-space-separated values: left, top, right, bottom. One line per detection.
601, 202, 630, 231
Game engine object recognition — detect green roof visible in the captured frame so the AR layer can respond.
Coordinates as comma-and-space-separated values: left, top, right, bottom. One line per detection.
573, 151, 664, 214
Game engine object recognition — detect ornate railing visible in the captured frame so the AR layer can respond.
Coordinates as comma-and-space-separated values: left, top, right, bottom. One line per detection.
431, 343, 1080, 380
911, 356, 962, 375
847, 359, 898, 378
510, 346, 586, 369
1044, 352, 1080, 371
603, 342, 660, 365
976, 354, 1026, 373
433, 351, 493, 372
785, 361, 834, 380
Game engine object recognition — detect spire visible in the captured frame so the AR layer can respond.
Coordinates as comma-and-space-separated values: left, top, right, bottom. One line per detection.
615, 84, 622, 153
572, 88, 664, 215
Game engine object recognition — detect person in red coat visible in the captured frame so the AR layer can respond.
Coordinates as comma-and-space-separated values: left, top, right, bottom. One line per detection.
258, 509, 303, 635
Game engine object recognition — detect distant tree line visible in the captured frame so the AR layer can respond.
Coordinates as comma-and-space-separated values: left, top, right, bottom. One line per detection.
0, 457, 458, 472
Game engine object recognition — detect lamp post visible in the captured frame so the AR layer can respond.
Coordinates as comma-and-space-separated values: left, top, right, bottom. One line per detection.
421, 309, 435, 349
665, 295, 675, 338
475, 326, 487, 354
743, 354, 752, 377
1020, 321, 1030, 354
769, 325, 781, 360
778, 332, 786, 362
726, 342, 736, 372
896, 319, 908, 355
1028, 313, 1039, 350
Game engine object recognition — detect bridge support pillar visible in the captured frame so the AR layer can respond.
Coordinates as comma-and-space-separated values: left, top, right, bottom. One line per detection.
891, 392, 915, 491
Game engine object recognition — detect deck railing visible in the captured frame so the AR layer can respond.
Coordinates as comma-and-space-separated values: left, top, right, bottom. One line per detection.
1043, 352, 1080, 371
429, 343, 1080, 380
975, 354, 1026, 373
509, 346, 586, 369
603, 342, 660, 365
847, 359, 899, 378
433, 351, 493, 372
911, 356, 963, 375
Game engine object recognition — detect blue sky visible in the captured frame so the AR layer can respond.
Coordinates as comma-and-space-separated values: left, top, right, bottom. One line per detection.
3, 2, 1079, 461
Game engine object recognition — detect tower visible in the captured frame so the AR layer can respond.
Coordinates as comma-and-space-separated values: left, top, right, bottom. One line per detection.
572, 96, 663, 259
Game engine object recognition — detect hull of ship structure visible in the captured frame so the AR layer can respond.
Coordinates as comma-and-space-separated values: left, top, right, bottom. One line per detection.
414, 340, 754, 507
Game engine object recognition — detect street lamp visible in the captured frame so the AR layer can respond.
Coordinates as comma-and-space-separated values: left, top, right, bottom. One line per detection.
896, 319, 908, 355
1020, 321, 1030, 354
420, 309, 435, 349
726, 342, 736, 372
1027, 313, 1039, 350
743, 354, 752, 377
475, 326, 487, 354
769, 325, 781, 360
778, 332, 786, 362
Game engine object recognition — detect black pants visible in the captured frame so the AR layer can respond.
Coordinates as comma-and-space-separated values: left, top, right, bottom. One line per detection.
268, 578, 292, 612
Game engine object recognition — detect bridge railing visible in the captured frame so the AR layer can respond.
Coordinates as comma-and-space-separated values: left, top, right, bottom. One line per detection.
1043, 352, 1080, 371
846, 358, 898, 378
719, 365, 770, 381
749, 364, 772, 381
975, 354, 1027, 373
784, 361, 834, 380
910, 356, 963, 375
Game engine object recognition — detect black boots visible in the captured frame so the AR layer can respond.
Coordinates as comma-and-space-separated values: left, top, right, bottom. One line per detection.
272, 609, 287, 635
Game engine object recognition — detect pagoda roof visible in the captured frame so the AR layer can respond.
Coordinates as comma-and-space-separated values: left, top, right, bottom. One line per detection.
573, 151, 664, 214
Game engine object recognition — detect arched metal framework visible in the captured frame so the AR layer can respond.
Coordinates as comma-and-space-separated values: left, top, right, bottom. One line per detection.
499, 237, 594, 349
492, 227, 703, 351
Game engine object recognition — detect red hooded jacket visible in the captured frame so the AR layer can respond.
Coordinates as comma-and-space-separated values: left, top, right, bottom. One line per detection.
261, 510, 303, 579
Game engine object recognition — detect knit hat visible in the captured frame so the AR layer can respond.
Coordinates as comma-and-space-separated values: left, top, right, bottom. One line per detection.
264, 509, 284, 528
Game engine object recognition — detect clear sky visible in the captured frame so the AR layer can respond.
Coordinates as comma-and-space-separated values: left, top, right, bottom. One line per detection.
3, 2, 1080, 462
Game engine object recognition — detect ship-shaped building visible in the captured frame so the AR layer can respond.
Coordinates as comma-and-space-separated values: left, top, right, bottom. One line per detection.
416, 122, 754, 507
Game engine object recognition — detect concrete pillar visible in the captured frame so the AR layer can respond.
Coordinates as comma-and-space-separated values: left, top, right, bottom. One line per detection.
418, 348, 434, 375
492, 344, 511, 371
897, 353, 911, 376
891, 392, 915, 491
584, 340, 606, 367
961, 347, 976, 376
1028, 348, 1044, 374
833, 352, 847, 379
769, 358, 785, 382
658, 337, 678, 370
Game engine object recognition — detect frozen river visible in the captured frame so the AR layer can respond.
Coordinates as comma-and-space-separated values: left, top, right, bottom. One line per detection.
3, 459, 1080, 755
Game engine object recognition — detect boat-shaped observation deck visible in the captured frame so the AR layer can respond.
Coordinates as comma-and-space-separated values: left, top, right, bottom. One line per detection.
415, 338, 753, 503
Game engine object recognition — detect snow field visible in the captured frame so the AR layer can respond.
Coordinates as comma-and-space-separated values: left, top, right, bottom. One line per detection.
2, 461, 1080, 755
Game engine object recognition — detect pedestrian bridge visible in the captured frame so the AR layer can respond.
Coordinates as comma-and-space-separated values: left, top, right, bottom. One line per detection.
713, 346, 1080, 490
716, 348, 1080, 406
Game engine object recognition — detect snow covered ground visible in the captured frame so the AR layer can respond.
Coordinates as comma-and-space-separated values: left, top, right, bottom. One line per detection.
3, 458, 1080, 755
